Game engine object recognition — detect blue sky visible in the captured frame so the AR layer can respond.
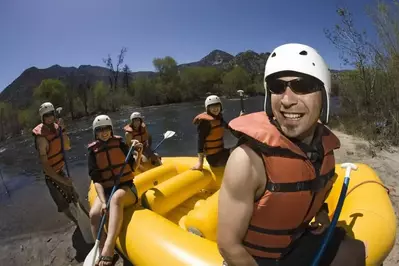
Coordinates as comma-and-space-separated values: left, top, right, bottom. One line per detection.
0, 0, 378, 91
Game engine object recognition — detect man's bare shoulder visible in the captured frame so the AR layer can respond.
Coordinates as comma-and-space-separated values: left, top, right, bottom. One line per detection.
223, 144, 264, 193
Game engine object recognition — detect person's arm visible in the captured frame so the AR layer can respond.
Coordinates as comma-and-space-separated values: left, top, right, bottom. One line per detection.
36, 136, 71, 185
88, 150, 107, 204
217, 145, 259, 266
196, 120, 211, 166
125, 132, 132, 147
120, 141, 135, 169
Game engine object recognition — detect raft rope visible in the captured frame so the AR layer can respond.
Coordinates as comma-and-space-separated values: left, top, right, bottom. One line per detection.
346, 180, 390, 197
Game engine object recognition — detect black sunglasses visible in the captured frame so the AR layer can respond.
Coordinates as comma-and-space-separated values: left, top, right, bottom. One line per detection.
42, 112, 55, 118
96, 126, 112, 132
266, 75, 324, 95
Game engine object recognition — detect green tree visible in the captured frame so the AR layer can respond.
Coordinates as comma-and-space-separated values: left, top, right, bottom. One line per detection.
33, 79, 67, 108
153, 56, 179, 83
132, 77, 158, 106
222, 66, 251, 96
93, 81, 110, 111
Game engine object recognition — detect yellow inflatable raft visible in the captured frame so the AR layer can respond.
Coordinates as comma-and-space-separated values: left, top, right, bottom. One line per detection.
87, 157, 396, 266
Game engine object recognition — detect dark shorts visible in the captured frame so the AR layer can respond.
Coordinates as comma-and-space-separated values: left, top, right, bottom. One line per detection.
45, 170, 79, 212
206, 148, 231, 167
103, 180, 138, 204
253, 227, 347, 266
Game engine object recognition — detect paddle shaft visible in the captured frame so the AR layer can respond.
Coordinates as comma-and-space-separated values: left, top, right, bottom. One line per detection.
239, 94, 245, 113
152, 138, 166, 152
95, 144, 135, 241
311, 176, 351, 266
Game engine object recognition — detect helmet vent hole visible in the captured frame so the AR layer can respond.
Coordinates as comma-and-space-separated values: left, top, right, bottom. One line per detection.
271, 52, 276, 57
312, 62, 315, 66
299, 50, 308, 56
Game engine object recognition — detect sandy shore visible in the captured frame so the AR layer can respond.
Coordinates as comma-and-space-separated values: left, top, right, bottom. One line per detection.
0, 129, 398, 266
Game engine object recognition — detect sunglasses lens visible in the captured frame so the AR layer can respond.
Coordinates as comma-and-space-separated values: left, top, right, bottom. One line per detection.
291, 78, 322, 94
266, 76, 323, 95
43, 112, 54, 118
267, 79, 287, 94
97, 126, 111, 132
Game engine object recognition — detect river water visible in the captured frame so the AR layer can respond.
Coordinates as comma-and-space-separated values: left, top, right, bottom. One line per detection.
0, 96, 339, 240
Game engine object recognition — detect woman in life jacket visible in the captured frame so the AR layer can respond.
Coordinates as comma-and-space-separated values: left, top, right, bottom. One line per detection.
32, 102, 81, 225
88, 115, 143, 266
124, 111, 162, 168
191, 95, 240, 171
217, 43, 366, 266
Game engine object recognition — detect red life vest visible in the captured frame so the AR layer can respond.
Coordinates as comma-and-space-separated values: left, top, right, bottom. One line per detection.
32, 123, 65, 172
87, 136, 135, 188
124, 123, 149, 145
229, 112, 340, 259
193, 112, 225, 155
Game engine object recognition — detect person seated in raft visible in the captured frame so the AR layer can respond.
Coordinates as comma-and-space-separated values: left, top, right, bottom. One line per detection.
191, 95, 243, 171
217, 43, 366, 266
88, 115, 143, 266
124, 111, 162, 167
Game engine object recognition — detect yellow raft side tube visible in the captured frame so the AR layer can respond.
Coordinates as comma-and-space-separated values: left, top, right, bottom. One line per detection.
325, 163, 396, 266
88, 159, 396, 266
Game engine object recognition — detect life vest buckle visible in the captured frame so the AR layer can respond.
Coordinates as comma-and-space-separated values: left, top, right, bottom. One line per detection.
270, 183, 281, 192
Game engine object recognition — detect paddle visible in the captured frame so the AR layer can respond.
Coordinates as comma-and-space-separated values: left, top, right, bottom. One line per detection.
311, 162, 358, 266
56, 107, 94, 244
83, 143, 136, 266
237, 89, 245, 114
151, 130, 176, 152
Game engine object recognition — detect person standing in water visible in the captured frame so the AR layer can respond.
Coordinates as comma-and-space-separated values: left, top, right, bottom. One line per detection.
217, 43, 366, 266
192, 95, 243, 171
32, 102, 81, 224
124, 111, 162, 167
88, 115, 143, 266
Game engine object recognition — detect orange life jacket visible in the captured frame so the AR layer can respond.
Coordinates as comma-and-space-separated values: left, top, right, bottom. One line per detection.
193, 112, 225, 155
87, 136, 135, 188
124, 123, 149, 145
32, 123, 65, 172
228, 112, 340, 259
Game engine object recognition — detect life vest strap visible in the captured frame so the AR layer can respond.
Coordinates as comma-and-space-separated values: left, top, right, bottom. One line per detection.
94, 144, 120, 153
205, 144, 224, 150
50, 157, 65, 168
47, 150, 62, 160
97, 163, 126, 173
243, 241, 287, 253
205, 137, 223, 143
266, 168, 335, 193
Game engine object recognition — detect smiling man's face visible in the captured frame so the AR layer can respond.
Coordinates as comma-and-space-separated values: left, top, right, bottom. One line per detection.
270, 76, 322, 141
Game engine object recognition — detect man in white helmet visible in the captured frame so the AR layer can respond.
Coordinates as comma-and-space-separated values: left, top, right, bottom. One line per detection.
217, 44, 366, 265
192, 95, 241, 170
32, 102, 80, 224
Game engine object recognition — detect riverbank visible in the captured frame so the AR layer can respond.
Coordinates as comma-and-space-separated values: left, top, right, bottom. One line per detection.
0, 129, 398, 266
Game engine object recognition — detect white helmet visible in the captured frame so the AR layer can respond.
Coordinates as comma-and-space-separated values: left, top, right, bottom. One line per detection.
130, 112, 143, 121
205, 95, 222, 109
264, 43, 331, 124
92, 115, 113, 138
39, 102, 55, 121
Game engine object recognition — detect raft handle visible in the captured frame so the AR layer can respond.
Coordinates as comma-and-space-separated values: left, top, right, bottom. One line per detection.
346, 180, 390, 197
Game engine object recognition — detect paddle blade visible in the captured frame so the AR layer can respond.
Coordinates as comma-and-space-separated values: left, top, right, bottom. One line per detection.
84, 240, 100, 266
163, 130, 175, 139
